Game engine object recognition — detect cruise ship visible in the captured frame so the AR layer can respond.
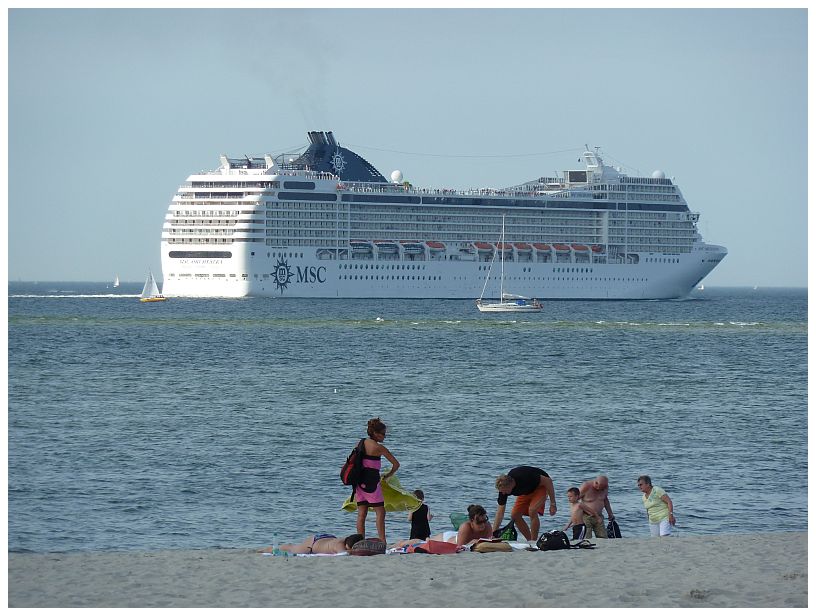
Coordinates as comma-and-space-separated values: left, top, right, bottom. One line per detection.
160, 131, 726, 299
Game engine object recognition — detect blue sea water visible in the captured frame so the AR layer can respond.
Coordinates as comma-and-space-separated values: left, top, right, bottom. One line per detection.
8, 283, 808, 553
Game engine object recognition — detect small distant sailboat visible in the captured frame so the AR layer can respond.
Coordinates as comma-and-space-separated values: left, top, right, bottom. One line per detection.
140, 271, 167, 302
113, 275, 120, 288
476, 215, 542, 313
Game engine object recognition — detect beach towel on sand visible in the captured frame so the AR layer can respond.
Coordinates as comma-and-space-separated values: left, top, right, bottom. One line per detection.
342, 471, 421, 513
407, 540, 465, 554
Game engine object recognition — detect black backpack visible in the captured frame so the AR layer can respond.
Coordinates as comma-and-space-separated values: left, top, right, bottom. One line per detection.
536, 530, 571, 551
340, 439, 365, 487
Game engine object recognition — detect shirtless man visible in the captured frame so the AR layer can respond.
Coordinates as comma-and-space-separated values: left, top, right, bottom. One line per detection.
261, 533, 363, 555
493, 466, 557, 542
578, 475, 615, 538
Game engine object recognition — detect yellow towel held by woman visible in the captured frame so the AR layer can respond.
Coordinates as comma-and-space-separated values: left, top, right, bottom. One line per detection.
342, 471, 421, 513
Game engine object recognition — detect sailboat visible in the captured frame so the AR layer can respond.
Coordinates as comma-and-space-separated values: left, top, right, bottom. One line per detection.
113, 275, 120, 288
476, 216, 542, 313
139, 271, 167, 302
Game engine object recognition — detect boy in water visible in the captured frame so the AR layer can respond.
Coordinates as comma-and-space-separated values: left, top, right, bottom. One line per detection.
563, 487, 599, 541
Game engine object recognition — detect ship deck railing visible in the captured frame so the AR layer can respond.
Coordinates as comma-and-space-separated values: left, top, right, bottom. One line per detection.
335, 181, 568, 200
332, 181, 680, 204
191, 167, 682, 203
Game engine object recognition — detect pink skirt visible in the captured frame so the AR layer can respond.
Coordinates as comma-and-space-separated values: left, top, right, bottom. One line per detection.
355, 457, 384, 506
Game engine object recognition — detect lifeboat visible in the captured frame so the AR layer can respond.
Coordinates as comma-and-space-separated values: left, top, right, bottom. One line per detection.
426, 241, 446, 251
496, 242, 513, 252
553, 243, 571, 252
474, 241, 494, 252
591, 245, 605, 253
349, 240, 373, 253
400, 240, 425, 254
533, 243, 552, 252
374, 240, 399, 253
571, 244, 589, 252
514, 242, 532, 252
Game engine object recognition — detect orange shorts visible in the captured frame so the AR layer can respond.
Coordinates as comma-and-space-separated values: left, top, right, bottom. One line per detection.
511, 484, 549, 517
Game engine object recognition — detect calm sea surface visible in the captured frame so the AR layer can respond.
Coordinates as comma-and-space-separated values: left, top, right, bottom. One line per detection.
8, 283, 808, 553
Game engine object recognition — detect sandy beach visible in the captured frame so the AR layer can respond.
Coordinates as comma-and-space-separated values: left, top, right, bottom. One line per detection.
8, 532, 806, 608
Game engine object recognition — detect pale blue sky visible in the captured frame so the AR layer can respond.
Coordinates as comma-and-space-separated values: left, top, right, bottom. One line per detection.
8, 8, 808, 286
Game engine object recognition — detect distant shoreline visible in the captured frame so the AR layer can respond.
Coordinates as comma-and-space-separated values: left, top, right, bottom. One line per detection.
9, 532, 807, 608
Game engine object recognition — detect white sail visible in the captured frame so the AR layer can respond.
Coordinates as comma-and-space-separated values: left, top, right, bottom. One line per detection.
113, 275, 120, 288
141, 272, 160, 298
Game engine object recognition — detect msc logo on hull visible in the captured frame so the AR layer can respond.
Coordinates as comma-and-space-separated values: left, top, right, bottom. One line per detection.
272, 258, 326, 294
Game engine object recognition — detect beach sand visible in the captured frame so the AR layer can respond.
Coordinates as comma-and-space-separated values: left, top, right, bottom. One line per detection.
8, 532, 806, 608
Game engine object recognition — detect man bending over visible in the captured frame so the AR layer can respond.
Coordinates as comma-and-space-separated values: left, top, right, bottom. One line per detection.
493, 466, 557, 542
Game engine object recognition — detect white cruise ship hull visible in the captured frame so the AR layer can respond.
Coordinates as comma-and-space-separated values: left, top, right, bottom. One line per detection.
161, 242, 727, 300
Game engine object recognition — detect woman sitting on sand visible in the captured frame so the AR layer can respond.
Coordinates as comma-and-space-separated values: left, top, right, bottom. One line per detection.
261, 533, 364, 555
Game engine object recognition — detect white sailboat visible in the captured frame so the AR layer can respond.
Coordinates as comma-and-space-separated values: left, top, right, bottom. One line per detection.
476, 216, 542, 313
113, 275, 120, 288
139, 271, 167, 303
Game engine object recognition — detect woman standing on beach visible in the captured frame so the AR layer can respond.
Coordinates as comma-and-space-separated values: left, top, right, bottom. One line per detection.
637, 475, 676, 536
355, 418, 400, 542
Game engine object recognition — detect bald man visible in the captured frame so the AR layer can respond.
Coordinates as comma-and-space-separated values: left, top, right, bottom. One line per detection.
579, 475, 615, 538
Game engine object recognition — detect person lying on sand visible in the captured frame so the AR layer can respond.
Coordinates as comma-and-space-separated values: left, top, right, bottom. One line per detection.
455, 505, 494, 545
391, 505, 494, 548
260, 533, 363, 555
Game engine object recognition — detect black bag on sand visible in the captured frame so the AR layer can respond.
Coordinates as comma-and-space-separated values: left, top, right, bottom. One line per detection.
536, 531, 596, 551
492, 521, 518, 541
606, 519, 622, 538
536, 530, 571, 551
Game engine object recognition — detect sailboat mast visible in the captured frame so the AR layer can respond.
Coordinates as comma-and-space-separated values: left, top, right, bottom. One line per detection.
479, 242, 497, 301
